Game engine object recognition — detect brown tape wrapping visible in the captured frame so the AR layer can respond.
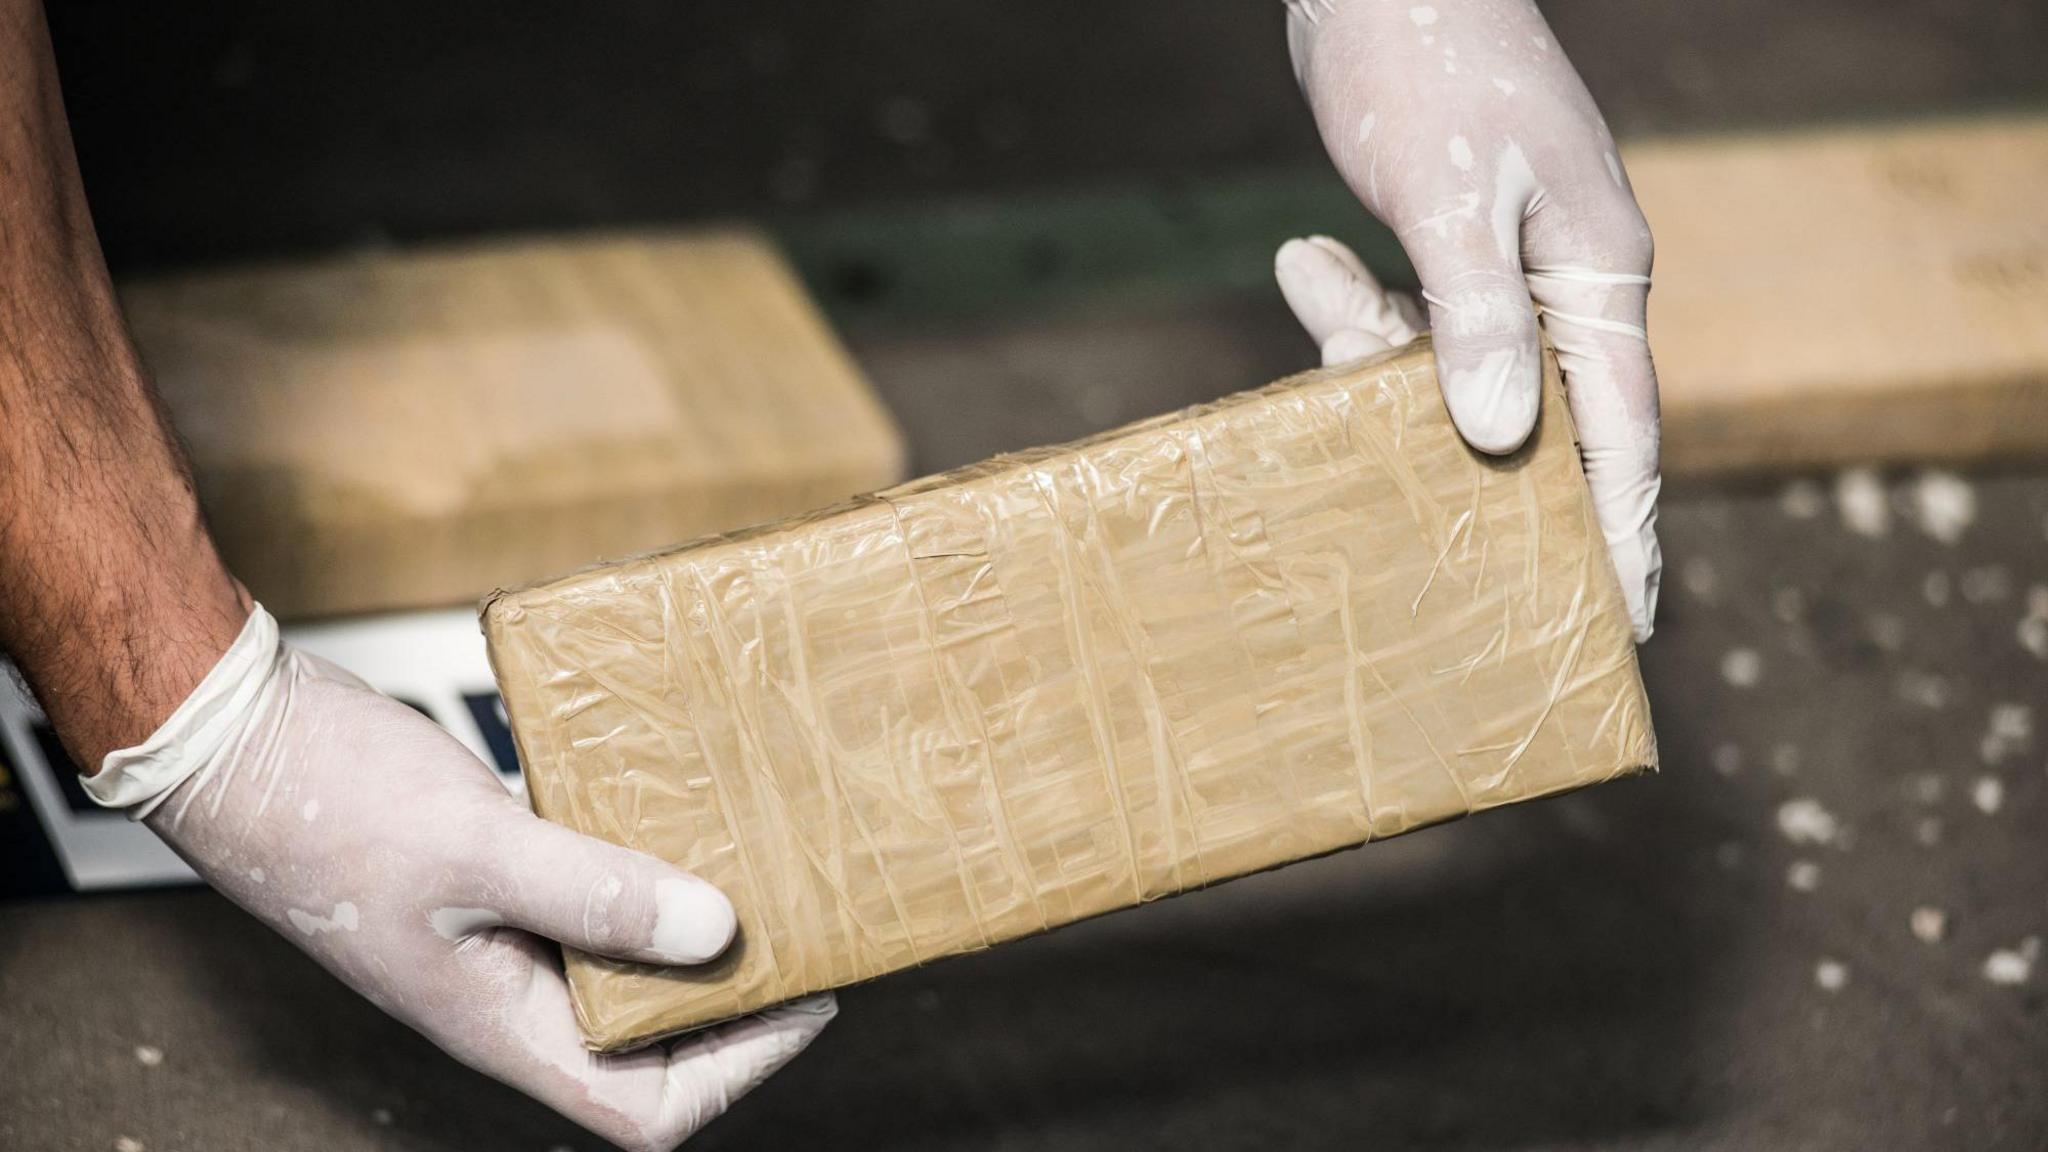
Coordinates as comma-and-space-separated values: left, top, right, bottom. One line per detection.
483, 336, 1657, 1052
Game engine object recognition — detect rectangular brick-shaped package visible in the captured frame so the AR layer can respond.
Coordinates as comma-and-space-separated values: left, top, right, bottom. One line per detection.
482, 337, 1657, 1052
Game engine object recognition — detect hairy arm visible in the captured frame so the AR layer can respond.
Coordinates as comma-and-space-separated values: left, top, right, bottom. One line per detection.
0, 0, 248, 770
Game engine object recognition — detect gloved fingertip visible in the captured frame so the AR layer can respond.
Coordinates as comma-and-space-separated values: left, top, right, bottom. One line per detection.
1322, 328, 1392, 367
1436, 344, 1541, 455
649, 877, 738, 965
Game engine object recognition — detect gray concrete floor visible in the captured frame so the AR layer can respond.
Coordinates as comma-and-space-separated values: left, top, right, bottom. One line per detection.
3, 296, 2046, 1150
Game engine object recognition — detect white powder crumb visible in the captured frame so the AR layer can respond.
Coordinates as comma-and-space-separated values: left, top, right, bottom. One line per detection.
1409, 5, 1439, 25
1815, 958, 1849, 992
1980, 704, 2033, 765
1910, 907, 1948, 944
1771, 744, 1802, 776
249, 868, 265, 885
1835, 468, 1890, 537
133, 1045, 163, 1067
1493, 77, 1517, 96
1916, 816, 1944, 846
1787, 860, 1821, 892
2021, 586, 2048, 660
1895, 670, 1950, 710
1972, 776, 2005, 815
1772, 586, 1806, 624
301, 799, 320, 823
1911, 470, 1976, 545
1868, 614, 1906, 651
115, 1139, 145, 1152
1911, 774, 1944, 804
1961, 566, 2011, 604
1447, 135, 1474, 170
1682, 557, 1719, 602
1711, 743, 1744, 777
1722, 648, 1763, 688
1714, 841, 1745, 870
1984, 938, 2040, 985
1534, 34, 1550, 50
1780, 478, 1826, 519
370, 1108, 393, 1126
1777, 798, 1839, 846
1923, 570, 1952, 608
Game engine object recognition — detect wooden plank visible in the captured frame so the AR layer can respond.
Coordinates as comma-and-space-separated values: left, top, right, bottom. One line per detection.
1631, 116, 2048, 476
122, 231, 907, 620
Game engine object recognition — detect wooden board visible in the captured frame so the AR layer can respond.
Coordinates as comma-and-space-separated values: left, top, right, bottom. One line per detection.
1631, 116, 2048, 476
122, 231, 907, 620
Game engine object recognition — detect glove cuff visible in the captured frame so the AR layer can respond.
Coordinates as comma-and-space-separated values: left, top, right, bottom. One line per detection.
82, 602, 280, 819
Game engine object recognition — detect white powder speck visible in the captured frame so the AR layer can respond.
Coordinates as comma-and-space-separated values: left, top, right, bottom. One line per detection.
1494, 77, 1517, 96
1711, 743, 1743, 776
1721, 648, 1763, 688
1835, 468, 1890, 537
1815, 959, 1848, 992
1916, 816, 1944, 846
301, 799, 320, 823
1357, 111, 1378, 145
1682, 557, 1718, 601
1911, 470, 1976, 545
1972, 776, 2005, 815
1771, 744, 1802, 776
1980, 704, 2032, 765
1787, 860, 1821, 892
2021, 586, 2048, 659
1780, 478, 1826, 519
1910, 907, 1948, 944
133, 1045, 163, 1067
1410, 5, 1439, 25
248, 868, 265, 885
287, 901, 361, 937
1534, 34, 1550, 50
370, 1108, 394, 1126
1777, 798, 1839, 845
1923, 570, 1952, 608
1447, 135, 1474, 170
115, 1139, 145, 1152
1985, 938, 2040, 985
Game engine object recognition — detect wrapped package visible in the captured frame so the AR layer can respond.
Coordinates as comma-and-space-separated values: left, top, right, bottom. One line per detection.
483, 336, 1657, 1052
125, 230, 905, 619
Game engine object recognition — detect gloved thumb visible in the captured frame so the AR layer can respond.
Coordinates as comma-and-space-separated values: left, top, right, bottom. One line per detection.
1275, 235, 1423, 367
1409, 241, 1545, 456
460, 812, 739, 967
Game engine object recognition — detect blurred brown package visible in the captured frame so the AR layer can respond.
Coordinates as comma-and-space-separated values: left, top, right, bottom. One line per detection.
124, 231, 905, 620
483, 336, 1657, 1053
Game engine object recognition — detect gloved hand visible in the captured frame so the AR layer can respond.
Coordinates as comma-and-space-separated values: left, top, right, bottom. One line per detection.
1282, 0, 1662, 640
84, 603, 831, 1152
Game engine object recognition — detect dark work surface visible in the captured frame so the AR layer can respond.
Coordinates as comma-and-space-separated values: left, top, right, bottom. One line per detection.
3, 296, 2046, 1151
45, 0, 2048, 272
6, 3, 2048, 1149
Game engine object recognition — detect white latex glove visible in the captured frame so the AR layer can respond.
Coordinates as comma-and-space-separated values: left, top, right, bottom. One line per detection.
1282, 0, 1662, 641
84, 604, 832, 1152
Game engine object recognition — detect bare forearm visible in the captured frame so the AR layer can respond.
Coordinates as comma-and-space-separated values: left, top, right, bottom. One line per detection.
0, 0, 247, 770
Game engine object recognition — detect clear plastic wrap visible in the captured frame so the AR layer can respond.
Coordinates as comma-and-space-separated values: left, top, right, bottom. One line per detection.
483, 336, 1657, 1052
